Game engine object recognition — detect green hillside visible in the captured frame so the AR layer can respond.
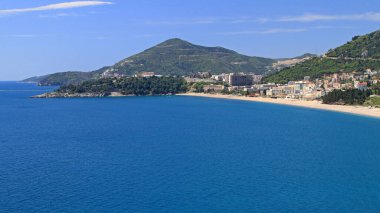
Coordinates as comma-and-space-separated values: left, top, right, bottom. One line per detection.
23, 39, 275, 85
327, 30, 380, 59
264, 29, 380, 84
37, 72, 95, 86
111, 38, 275, 76
264, 57, 380, 84
22, 67, 109, 86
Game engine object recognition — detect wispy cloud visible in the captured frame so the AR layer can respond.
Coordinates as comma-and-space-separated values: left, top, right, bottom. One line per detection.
13, 34, 42, 38
218, 28, 307, 36
0, 1, 113, 15
3, 34, 51, 38
278, 12, 380, 22
141, 12, 380, 26
217, 25, 355, 36
38, 12, 84, 18
313, 25, 354, 30
258, 28, 307, 34
141, 12, 380, 27
143, 18, 219, 26
143, 16, 267, 26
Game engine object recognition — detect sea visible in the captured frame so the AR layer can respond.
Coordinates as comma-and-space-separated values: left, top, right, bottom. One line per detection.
1, 81, 380, 212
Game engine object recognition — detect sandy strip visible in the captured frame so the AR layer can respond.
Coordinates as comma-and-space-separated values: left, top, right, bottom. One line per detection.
179, 93, 380, 119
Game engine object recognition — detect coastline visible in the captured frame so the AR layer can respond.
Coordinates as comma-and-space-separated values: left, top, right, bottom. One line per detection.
180, 93, 380, 119
31, 92, 112, 98
31, 91, 173, 98
32, 91, 380, 119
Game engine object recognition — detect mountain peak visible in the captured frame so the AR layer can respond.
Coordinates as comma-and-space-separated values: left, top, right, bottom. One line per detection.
163, 38, 188, 43
156, 38, 194, 48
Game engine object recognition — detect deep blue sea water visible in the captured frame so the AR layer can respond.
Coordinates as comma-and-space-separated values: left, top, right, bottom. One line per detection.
1, 82, 380, 212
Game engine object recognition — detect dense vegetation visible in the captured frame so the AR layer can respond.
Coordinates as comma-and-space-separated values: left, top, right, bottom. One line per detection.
322, 89, 371, 105
327, 30, 380, 59
264, 57, 380, 84
371, 83, 380, 95
365, 96, 380, 107
57, 76, 188, 96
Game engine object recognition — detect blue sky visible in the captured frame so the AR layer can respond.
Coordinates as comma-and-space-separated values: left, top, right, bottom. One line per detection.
1, 0, 380, 80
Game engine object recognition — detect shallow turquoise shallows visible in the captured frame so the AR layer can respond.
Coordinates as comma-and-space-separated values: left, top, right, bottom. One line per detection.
1, 82, 380, 212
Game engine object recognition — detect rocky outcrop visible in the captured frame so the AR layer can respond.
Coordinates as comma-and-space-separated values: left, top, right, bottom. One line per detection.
32, 92, 109, 98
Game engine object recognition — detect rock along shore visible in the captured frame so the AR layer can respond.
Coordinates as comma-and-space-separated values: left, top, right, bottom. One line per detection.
32, 92, 116, 98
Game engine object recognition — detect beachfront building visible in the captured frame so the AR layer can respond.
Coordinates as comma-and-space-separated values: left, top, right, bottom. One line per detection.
211, 74, 226, 82
228, 86, 247, 92
194, 69, 379, 100
253, 75, 263, 84
302, 90, 324, 100
203, 85, 226, 92
355, 81, 368, 91
228, 73, 254, 86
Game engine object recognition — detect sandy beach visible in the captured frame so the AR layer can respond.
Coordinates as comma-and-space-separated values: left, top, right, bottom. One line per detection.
180, 93, 380, 119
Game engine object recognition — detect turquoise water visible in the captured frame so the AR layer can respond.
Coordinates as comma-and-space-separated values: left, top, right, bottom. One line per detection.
1, 82, 380, 212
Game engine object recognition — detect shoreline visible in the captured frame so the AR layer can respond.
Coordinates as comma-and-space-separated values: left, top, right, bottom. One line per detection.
31, 91, 175, 98
179, 93, 380, 119
31, 91, 380, 119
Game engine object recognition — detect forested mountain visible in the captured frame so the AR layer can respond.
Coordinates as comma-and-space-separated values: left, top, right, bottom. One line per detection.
326, 30, 380, 59
23, 39, 276, 85
109, 38, 275, 76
